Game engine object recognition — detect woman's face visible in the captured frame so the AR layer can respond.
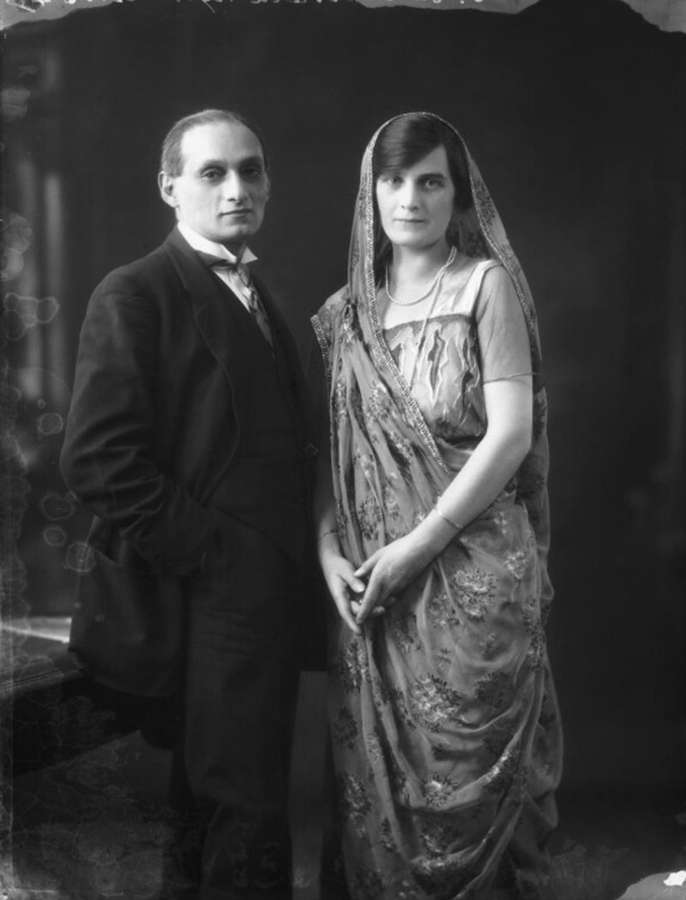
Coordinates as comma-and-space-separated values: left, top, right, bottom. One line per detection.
375, 144, 456, 252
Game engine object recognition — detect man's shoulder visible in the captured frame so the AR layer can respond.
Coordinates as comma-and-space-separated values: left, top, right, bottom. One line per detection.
94, 238, 176, 298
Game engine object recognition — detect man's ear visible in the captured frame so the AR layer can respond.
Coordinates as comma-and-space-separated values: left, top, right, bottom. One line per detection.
158, 171, 178, 209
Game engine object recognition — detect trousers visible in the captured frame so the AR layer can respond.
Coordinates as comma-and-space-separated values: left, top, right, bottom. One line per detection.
168, 520, 301, 900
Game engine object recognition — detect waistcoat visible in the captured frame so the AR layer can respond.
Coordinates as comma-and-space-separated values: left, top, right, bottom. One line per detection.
210, 276, 311, 564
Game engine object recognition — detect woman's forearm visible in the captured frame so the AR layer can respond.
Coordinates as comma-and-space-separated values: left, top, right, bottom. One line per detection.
314, 455, 343, 561
412, 378, 533, 556
411, 427, 530, 558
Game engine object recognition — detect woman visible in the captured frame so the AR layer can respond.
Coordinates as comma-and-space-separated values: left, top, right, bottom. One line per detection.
311, 112, 563, 900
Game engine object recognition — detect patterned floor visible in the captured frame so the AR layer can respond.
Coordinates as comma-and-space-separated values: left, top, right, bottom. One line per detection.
2, 674, 685, 900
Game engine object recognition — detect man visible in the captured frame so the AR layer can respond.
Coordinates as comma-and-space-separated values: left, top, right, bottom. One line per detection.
60, 109, 316, 900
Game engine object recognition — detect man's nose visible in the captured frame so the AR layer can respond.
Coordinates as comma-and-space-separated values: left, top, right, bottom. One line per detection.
223, 172, 248, 202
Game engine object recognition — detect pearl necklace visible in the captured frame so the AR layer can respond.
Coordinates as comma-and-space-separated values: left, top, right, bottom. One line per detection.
384, 247, 457, 306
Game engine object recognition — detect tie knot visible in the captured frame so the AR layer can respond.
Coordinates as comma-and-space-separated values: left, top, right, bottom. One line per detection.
235, 262, 252, 288
196, 250, 238, 271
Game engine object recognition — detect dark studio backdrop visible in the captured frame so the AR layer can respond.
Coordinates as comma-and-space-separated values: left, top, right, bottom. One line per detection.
2, 0, 685, 792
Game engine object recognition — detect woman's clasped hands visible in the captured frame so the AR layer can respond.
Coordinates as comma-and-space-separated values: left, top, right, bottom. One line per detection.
321, 532, 436, 633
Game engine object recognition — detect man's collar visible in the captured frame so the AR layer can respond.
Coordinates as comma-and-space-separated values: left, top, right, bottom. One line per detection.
176, 221, 257, 265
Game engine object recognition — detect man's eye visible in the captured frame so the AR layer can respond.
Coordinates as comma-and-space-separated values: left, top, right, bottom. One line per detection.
202, 170, 222, 181
242, 166, 264, 180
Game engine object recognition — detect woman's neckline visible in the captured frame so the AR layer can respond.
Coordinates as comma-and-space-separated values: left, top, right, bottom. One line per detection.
383, 311, 467, 334
378, 252, 485, 331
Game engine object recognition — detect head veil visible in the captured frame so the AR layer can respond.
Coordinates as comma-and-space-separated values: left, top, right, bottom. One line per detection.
349, 112, 543, 388
313, 112, 552, 610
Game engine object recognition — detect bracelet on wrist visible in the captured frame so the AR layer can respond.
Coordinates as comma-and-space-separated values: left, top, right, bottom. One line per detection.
434, 501, 462, 532
317, 527, 338, 544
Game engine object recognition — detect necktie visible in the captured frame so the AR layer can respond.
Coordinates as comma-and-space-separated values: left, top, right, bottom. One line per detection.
234, 263, 274, 350
197, 251, 273, 349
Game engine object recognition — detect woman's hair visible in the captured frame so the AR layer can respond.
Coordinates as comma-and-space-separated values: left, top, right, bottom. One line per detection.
371, 113, 473, 282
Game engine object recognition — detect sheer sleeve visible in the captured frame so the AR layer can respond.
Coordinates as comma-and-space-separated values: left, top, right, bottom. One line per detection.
311, 284, 348, 386
475, 264, 532, 383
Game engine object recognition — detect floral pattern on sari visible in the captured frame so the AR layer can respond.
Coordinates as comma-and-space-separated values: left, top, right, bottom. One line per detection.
312, 114, 562, 900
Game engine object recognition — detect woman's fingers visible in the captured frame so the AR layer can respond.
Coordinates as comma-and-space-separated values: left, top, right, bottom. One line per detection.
323, 550, 397, 629
355, 570, 385, 624
326, 554, 366, 594
352, 599, 385, 614
334, 596, 360, 634
354, 549, 380, 579
340, 569, 366, 595
321, 553, 367, 634
331, 579, 361, 634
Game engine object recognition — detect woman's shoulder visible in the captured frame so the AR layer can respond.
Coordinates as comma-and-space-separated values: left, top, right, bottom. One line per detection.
313, 285, 349, 326
311, 284, 351, 347
443, 253, 503, 289
434, 254, 498, 316
436, 255, 506, 317
323, 284, 350, 312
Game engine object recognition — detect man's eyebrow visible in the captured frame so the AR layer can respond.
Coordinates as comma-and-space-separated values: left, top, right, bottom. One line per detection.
238, 155, 265, 168
197, 156, 265, 171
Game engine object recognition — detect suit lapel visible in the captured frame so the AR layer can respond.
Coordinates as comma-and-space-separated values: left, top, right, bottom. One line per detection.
252, 275, 291, 373
162, 230, 310, 442
162, 228, 250, 385
253, 275, 314, 447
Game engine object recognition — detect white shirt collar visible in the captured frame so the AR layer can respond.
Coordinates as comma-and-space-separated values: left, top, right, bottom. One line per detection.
176, 221, 257, 265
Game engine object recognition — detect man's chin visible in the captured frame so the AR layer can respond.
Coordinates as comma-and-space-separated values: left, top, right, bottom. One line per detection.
213, 227, 256, 247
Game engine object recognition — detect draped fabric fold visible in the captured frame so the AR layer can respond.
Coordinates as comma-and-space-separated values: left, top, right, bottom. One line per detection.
312, 113, 563, 899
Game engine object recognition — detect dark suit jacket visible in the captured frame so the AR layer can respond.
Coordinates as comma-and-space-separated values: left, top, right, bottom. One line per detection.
60, 229, 321, 697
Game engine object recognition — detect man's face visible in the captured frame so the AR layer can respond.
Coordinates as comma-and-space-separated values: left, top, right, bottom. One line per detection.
159, 121, 270, 252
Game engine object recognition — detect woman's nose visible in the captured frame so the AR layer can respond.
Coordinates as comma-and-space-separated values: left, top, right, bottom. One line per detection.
398, 183, 419, 209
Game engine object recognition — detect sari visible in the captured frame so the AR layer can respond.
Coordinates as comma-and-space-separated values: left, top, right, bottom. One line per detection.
311, 113, 563, 900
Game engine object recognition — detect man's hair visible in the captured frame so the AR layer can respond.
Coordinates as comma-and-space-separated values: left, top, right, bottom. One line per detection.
160, 109, 269, 177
